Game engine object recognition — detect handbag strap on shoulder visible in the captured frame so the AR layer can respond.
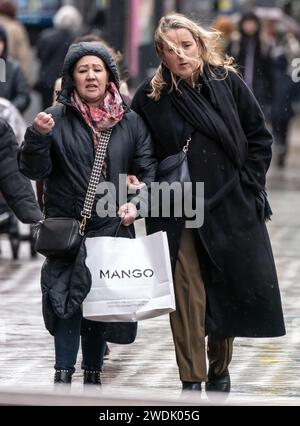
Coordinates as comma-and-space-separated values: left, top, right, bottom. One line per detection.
80, 128, 112, 233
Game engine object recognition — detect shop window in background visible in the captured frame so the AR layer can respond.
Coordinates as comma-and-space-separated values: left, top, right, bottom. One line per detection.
16, 0, 61, 26
215, 0, 234, 13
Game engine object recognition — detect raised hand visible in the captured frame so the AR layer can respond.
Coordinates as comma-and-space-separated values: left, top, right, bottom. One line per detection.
33, 112, 55, 135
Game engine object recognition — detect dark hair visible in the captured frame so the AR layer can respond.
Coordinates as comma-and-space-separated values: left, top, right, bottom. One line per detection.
74, 34, 103, 44
239, 11, 261, 34
0, 1, 17, 19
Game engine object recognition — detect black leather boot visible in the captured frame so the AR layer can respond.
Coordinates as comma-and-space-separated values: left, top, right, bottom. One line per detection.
205, 368, 230, 393
54, 369, 72, 384
182, 381, 202, 392
83, 370, 101, 385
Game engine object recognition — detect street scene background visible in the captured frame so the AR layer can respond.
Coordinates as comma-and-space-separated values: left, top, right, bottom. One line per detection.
0, 0, 300, 405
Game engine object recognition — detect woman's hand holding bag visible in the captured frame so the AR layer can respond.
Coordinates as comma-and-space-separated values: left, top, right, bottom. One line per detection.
118, 202, 138, 226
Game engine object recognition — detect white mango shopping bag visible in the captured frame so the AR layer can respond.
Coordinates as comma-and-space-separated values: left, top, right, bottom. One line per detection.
82, 231, 176, 321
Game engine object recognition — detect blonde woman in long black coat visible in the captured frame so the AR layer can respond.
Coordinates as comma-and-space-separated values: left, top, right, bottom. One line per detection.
132, 13, 285, 394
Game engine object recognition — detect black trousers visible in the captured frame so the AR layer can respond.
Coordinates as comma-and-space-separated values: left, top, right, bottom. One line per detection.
54, 310, 106, 374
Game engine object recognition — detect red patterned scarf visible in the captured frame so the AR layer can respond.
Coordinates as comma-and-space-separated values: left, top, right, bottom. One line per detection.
71, 82, 124, 148
71, 82, 124, 177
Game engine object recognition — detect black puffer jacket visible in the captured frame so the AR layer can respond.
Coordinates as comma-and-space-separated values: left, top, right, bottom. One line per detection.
19, 43, 157, 334
0, 118, 41, 223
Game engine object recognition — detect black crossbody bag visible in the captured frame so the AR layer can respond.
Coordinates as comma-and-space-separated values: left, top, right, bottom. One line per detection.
33, 129, 112, 258
157, 136, 191, 185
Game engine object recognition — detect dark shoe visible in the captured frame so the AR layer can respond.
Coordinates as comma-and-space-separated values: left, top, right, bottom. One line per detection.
54, 369, 72, 384
83, 370, 101, 385
182, 381, 202, 391
205, 368, 230, 393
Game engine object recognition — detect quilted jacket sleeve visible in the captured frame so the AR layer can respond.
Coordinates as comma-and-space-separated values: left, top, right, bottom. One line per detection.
0, 120, 42, 223
19, 125, 53, 180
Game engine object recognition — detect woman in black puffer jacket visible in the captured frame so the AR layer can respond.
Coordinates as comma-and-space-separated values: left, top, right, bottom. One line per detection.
19, 43, 157, 386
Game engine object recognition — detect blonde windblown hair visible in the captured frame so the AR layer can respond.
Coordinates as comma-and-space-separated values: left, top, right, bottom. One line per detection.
150, 13, 237, 100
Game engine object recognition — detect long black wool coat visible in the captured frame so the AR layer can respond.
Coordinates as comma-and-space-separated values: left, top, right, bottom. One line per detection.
131, 68, 285, 339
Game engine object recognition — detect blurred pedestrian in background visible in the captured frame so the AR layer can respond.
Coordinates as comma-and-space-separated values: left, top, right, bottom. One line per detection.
0, 97, 26, 144
228, 11, 273, 119
86, 7, 106, 39
0, 95, 31, 257
270, 27, 300, 168
132, 12, 285, 395
0, 0, 32, 84
211, 15, 236, 53
0, 24, 31, 113
0, 118, 41, 225
36, 5, 83, 110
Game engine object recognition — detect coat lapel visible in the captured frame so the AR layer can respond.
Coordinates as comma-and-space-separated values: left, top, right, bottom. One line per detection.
140, 90, 191, 158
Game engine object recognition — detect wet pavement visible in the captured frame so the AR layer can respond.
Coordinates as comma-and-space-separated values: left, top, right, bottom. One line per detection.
0, 140, 300, 405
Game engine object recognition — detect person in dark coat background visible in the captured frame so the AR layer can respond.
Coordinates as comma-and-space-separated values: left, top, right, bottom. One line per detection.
0, 118, 41, 223
19, 43, 157, 386
228, 11, 272, 119
271, 30, 299, 168
131, 13, 285, 395
0, 24, 30, 113
36, 5, 82, 110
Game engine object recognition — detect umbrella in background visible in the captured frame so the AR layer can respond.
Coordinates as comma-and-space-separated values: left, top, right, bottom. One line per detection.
255, 7, 300, 34
229, 6, 300, 35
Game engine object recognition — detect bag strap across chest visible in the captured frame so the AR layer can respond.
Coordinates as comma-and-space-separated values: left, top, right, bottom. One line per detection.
80, 128, 112, 234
